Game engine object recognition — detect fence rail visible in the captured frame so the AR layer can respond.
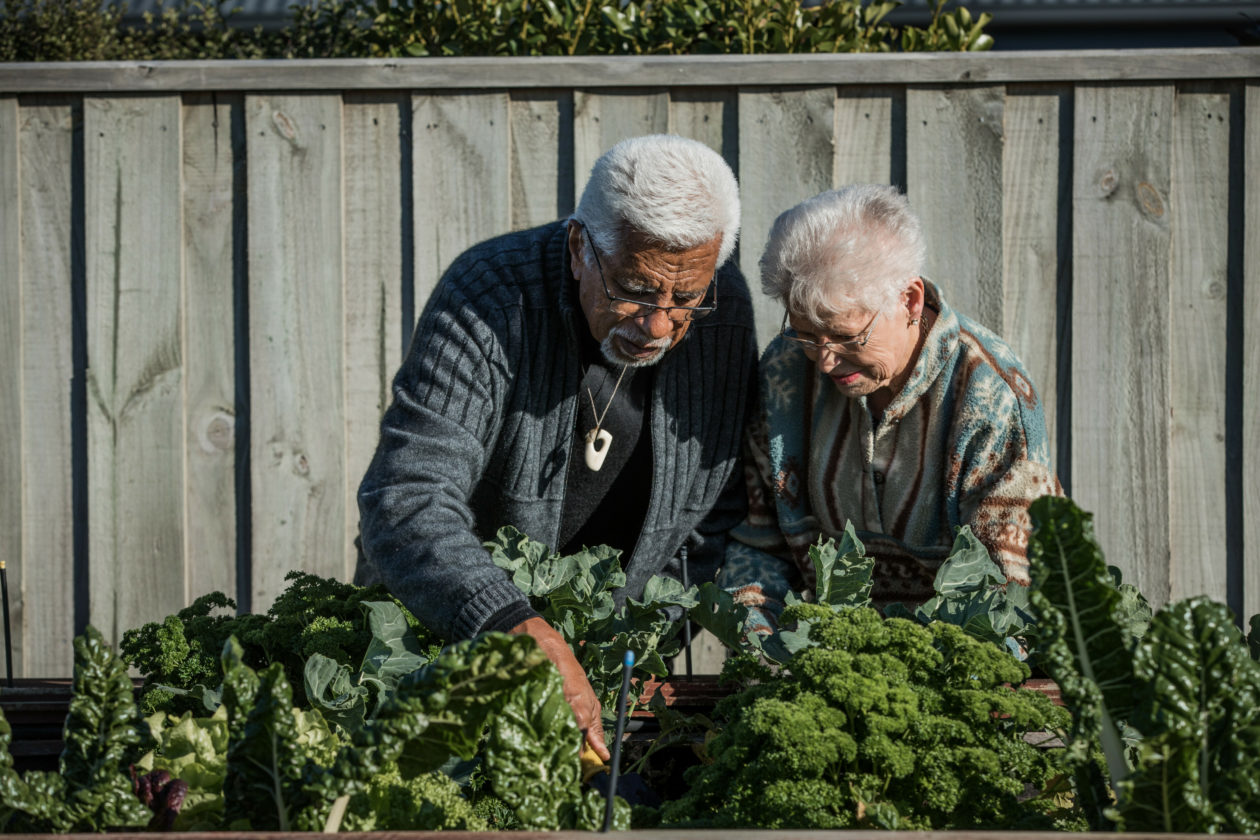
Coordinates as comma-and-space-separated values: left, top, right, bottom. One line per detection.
1, 50, 1256, 675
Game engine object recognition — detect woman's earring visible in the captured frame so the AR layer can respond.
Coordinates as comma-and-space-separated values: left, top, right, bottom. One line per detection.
909, 317, 920, 326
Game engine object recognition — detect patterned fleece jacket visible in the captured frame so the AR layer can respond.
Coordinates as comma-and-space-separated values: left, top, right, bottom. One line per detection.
718, 280, 1061, 628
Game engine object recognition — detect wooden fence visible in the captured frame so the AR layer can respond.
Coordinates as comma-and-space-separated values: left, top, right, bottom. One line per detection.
1, 50, 1258, 675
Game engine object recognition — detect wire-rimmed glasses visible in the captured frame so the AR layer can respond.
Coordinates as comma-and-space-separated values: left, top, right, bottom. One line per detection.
780, 309, 880, 353
583, 226, 718, 323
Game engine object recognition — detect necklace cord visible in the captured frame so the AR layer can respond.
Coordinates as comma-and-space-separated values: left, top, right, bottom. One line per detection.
587, 364, 629, 433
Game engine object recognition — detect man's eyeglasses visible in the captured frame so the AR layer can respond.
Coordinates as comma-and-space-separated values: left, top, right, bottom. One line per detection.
780, 309, 880, 353
584, 226, 717, 323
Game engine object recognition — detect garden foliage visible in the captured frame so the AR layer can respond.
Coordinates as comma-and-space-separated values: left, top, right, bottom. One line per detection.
1029, 495, 1260, 833
1, 0, 992, 61
119, 570, 438, 717
487, 525, 698, 713
660, 604, 1075, 830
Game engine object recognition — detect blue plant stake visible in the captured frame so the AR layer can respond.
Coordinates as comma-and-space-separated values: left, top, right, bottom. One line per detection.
601, 649, 635, 832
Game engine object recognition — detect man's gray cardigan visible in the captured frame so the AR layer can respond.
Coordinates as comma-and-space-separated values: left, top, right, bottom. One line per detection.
356, 221, 759, 642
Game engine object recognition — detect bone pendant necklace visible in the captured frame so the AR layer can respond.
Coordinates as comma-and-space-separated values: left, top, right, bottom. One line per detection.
584, 364, 629, 471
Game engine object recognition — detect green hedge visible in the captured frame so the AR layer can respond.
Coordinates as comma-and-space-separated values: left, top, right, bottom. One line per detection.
0, 0, 992, 61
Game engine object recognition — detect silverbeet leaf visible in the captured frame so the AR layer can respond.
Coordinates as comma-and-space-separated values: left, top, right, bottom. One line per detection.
1027, 495, 1134, 797
1117, 597, 1260, 834
483, 664, 628, 830
369, 632, 549, 778
0, 626, 152, 833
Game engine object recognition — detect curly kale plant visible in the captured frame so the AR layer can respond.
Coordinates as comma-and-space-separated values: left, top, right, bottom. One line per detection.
1029, 495, 1260, 833
661, 605, 1074, 830
693, 524, 1034, 665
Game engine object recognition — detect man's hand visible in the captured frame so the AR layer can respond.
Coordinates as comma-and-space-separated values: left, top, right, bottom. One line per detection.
509, 616, 610, 761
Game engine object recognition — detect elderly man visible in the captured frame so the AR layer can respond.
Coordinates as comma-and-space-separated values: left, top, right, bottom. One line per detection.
721, 185, 1060, 633
356, 135, 757, 757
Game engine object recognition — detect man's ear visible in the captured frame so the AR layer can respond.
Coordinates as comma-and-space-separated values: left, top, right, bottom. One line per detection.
567, 221, 585, 275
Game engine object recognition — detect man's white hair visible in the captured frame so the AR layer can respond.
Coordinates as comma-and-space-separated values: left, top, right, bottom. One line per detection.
572, 134, 740, 267
760, 184, 926, 323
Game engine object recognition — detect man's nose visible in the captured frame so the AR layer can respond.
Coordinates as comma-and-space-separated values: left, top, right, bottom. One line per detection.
636, 307, 676, 339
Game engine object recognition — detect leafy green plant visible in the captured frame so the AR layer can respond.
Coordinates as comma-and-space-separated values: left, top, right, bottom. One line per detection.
0, 626, 152, 833
660, 604, 1075, 829
900, 0, 992, 51
120, 570, 437, 716
486, 525, 698, 712
2, 0, 992, 61
1028, 495, 1260, 833
694, 524, 1033, 665
886, 525, 1035, 653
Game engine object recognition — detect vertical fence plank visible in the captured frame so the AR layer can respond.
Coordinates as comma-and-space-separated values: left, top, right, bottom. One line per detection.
1245, 82, 1260, 623
247, 94, 345, 612
343, 92, 405, 581
510, 91, 573, 231
669, 89, 737, 166
738, 87, 836, 348
572, 90, 669, 205
84, 95, 184, 646
1072, 84, 1175, 605
907, 86, 1005, 332
668, 89, 738, 675
0, 97, 21, 673
1002, 89, 1065, 468
833, 87, 893, 186
414, 92, 511, 310
1168, 86, 1231, 602
18, 99, 76, 676
182, 93, 240, 603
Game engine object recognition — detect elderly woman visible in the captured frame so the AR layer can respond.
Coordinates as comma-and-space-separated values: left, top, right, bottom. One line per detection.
720, 185, 1060, 628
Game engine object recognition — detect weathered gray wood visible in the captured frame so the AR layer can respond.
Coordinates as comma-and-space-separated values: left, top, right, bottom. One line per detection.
670, 90, 739, 346
573, 90, 669, 206
1001, 89, 1064, 467
0, 97, 21, 674
182, 93, 240, 602
833, 87, 894, 186
509, 91, 572, 230
1071, 84, 1175, 606
413, 92, 512, 307
738, 87, 836, 348
669, 89, 737, 165
84, 95, 185, 646
17, 99, 76, 676
907, 86, 1005, 332
3, 50, 1258, 93
343, 93, 405, 581
1245, 83, 1260, 623
1167, 88, 1230, 603
247, 93, 346, 611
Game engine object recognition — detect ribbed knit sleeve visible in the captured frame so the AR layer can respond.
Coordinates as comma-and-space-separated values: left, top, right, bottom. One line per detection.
356, 231, 547, 642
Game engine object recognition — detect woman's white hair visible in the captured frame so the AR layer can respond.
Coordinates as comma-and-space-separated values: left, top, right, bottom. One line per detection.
571, 134, 740, 267
760, 184, 926, 323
